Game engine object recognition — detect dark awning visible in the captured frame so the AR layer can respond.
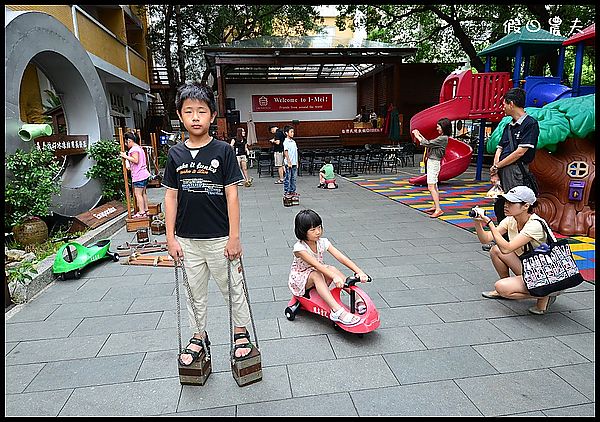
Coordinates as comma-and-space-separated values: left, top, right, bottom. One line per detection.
202, 35, 416, 81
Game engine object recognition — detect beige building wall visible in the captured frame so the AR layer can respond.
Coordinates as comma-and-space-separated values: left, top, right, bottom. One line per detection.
6, 4, 149, 83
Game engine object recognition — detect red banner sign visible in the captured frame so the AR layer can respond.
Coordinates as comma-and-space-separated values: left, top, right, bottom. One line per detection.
252, 94, 332, 112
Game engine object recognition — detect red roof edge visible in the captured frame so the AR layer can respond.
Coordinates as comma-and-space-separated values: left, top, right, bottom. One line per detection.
562, 23, 595, 46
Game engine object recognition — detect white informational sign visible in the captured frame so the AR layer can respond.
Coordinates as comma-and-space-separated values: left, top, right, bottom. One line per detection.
170, 119, 181, 129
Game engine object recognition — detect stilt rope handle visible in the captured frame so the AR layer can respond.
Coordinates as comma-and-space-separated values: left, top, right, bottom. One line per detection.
227, 256, 259, 360
174, 259, 210, 360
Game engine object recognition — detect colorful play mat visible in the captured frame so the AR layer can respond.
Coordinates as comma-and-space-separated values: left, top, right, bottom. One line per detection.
348, 174, 595, 283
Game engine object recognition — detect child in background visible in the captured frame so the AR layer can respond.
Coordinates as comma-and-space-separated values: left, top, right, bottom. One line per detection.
283, 125, 298, 199
230, 127, 252, 187
318, 158, 336, 189
120, 131, 151, 218
411, 117, 451, 218
288, 209, 369, 326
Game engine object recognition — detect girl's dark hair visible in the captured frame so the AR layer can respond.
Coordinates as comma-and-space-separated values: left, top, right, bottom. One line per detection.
437, 118, 452, 136
175, 82, 216, 114
294, 209, 322, 241
124, 131, 138, 143
236, 127, 245, 142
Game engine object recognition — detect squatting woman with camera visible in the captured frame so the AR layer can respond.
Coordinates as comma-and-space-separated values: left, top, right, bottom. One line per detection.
471, 186, 558, 315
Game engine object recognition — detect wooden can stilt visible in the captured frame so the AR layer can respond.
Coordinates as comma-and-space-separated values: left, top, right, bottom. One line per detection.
178, 349, 211, 386
231, 347, 262, 387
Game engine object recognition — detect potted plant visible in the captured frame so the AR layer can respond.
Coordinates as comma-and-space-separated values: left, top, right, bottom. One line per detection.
5, 146, 61, 246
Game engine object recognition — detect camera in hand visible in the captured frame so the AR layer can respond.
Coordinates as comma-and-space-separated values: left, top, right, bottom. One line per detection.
468, 207, 485, 218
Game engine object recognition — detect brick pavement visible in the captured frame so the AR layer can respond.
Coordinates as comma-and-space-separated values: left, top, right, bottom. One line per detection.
5, 164, 595, 416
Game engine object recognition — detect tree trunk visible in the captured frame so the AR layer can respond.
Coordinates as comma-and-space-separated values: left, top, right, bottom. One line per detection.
175, 5, 186, 83
163, 5, 177, 121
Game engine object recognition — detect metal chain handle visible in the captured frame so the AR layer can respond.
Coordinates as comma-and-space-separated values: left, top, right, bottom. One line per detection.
174, 259, 210, 360
228, 255, 259, 360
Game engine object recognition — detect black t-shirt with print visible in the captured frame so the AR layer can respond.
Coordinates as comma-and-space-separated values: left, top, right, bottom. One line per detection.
232, 138, 247, 156
272, 129, 285, 153
498, 114, 540, 164
162, 139, 244, 239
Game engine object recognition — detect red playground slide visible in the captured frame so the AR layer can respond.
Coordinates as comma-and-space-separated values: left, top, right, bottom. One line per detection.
408, 69, 510, 185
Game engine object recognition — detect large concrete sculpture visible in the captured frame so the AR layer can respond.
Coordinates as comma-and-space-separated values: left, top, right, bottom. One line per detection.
5, 9, 111, 216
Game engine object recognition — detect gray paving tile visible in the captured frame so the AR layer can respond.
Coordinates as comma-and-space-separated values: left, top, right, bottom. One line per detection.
101, 283, 174, 301
551, 362, 595, 401
59, 377, 181, 416
70, 312, 162, 336
5, 318, 82, 342
427, 299, 518, 322
411, 236, 463, 247
4, 302, 59, 323
555, 332, 595, 361
564, 308, 595, 331
431, 251, 487, 263
5, 389, 73, 416
411, 319, 511, 349
128, 295, 175, 313
278, 313, 338, 338
5, 362, 45, 393
328, 326, 426, 358
83, 260, 129, 278
168, 406, 236, 416
350, 380, 482, 416
488, 313, 592, 340
258, 334, 335, 366
46, 299, 133, 320
377, 305, 443, 328
473, 337, 589, 373
498, 293, 591, 315
237, 392, 357, 416
123, 265, 172, 276
380, 287, 457, 307
177, 365, 292, 411
455, 369, 590, 416
399, 273, 473, 289
384, 346, 498, 384
25, 353, 144, 392
98, 328, 173, 356
27, 285, 109, 305
5, 341, 18, 355
5, 335, 108, 365
542, 403, 595, 416
414, 261, 482, 275
355, 276, 408, 294
563, 290, 595, 308
287, 355, 398, 397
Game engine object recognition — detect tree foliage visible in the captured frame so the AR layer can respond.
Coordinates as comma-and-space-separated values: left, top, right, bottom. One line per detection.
336, 4, 595, 78
5, 147, 61, 228
146, 5, 323, 119
85, 139, 125, 202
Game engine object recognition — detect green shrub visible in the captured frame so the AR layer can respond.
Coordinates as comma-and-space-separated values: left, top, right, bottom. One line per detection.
86, 139, 125, 202
5, 147, 61, 228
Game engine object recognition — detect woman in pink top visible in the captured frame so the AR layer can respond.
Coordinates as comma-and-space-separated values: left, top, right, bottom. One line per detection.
120, 132, 151, 218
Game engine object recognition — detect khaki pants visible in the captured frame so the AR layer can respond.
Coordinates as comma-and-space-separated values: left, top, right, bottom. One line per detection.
177, 236, 251, 334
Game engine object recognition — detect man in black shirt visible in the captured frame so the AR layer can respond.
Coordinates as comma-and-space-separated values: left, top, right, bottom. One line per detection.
269, 125, 286, 183
490, 87, 540, 223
